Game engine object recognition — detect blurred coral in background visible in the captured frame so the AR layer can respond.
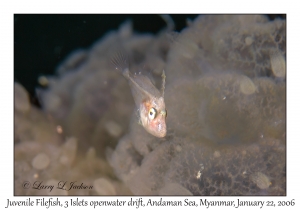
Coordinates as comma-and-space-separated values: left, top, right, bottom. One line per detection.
14, 15, 286, 195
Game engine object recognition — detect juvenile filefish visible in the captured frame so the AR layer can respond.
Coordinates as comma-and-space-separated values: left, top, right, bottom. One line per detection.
111, 52, 167, 138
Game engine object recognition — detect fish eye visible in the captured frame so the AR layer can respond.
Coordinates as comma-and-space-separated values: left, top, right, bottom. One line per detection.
148, 107, 157, 120
161, 109, 167, 118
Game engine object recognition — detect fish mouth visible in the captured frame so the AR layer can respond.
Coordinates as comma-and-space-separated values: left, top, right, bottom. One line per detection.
150, 130, 166, 138
156, 132, 167, 138
152, 123, 167, 138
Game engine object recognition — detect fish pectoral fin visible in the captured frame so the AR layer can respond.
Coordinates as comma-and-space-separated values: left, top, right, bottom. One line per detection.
135, 109, 142, 125
138, 118, 142, 125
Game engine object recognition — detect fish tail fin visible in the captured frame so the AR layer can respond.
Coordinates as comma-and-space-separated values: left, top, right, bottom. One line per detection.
110, 51, 130, 78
